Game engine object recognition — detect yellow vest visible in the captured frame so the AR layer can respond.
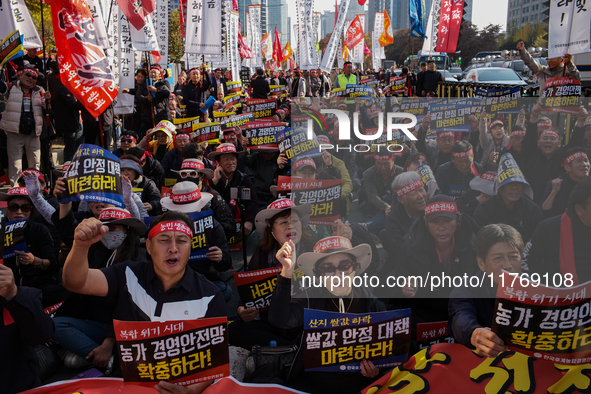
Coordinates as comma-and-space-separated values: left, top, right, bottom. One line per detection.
337, 73, 357, 90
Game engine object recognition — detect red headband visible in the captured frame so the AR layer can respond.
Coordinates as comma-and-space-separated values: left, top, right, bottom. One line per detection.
424, 202, 459, 216
395, 179, 423, 197
313, 236, 353, 254
19, 68, 38, 77
511, 130, 526, 137
452, 149, 473, 158
564, 151, 588, 166
175, 133, 190, 140
171, 189, 202, 204
148, 221, 193, 240
537, 121, 552, 128
122, 135, 137, 143
437, 131, 454, 139
489, 120, 504, 131
375, 154, 394, 161
223, 133, 238, 140
540, 130, 560, 140
480, 172, 496, 182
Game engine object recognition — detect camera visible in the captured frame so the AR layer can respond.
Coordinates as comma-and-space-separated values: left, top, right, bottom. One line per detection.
230, 187, 251, 201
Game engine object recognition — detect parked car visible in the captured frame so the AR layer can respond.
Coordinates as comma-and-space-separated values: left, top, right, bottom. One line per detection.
460, 63, 486, 80
449, 67, 463, 79
461, 67, 528, 85
437, 69, 458, 82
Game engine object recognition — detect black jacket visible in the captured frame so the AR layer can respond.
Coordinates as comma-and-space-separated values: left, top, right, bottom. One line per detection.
382, 202, 417, 267
130, 81, 153, 124
541, 174, 582, 219
151, 79, 172, 123
212, 170, 260, 224
251, 76, 270, 99
422, 70, 443, 95
244, 151, 278, 208
524, 209, 591, 284
397, 213, 480, 322
435, 161, 482, 198
143, 154, 165, 190
521, 120, 565, 204
202, 184, 236, 241
182, 76, 212, 117
473, 194, 543, 243
52, 82, 80, 134
133, 175, 161, 215
1, 287, 54, 394
448, 284, 495, 349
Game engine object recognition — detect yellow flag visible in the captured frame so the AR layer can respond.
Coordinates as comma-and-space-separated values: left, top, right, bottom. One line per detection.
343, 45, 349, 61
283, 41, 293, 60
261, 32, 269, 57
379, 9, 393, 47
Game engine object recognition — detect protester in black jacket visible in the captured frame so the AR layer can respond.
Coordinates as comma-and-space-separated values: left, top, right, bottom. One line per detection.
122, 69, 152, 139
243, 150, 279, 208
120, 158, 161, 216
435, 141, 482, 198
449, 224, 523, 358
0, 269, 54, 394
421, 61, 443, 96
524, 178, 591, 284
182, 66, 212, 118
146, 66, 172, 124
251, 68, 270, 99
49, 61, 81, 161
128, 147, 165, 190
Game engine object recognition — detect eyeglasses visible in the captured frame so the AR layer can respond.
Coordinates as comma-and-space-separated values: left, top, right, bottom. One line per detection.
24, 73, 38, 79
180, 170, 203, 179
8, 203, 33, 212
317, 260, 355, 276
121, 138, 134, 143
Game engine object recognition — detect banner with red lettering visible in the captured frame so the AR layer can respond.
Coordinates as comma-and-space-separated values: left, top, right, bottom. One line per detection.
343, 15, 364, 50
241, 121, 286, 151
47, 0, 118, 118
435, 0, 464, 53
361, 343, 591, 393
541, 77, 582, 115
115, 0, 155, 30
113, 318, 229, 387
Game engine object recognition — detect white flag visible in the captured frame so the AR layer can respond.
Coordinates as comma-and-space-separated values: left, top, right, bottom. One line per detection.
186, 0, 222, 55
320, 0, 351, 73
227, 9, 240, 81
0, 0, 41, 49
249, 5, 263, 68
131, 14, 159, 52
115, 9, 135, 115
548, 0, 591, 58
153, 0, 169, 67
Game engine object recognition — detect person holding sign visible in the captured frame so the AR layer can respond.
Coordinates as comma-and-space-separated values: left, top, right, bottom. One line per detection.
448, 223, 523, 358
61, 210, 226, 393
161, 182, 232, 302
0, 187, 61, 307
270, 236, 384, 393
517, 40, 580, 97
182, 66, 212, 119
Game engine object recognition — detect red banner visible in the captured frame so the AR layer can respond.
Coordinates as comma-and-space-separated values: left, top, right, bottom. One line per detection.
361, 343, 591, 393
47, 0, 118, 118
238, 33, 254, 59
115, 0, 155, 30
272, 26, 283, 68
344, 15, 364, 50
435, 0, 464, 53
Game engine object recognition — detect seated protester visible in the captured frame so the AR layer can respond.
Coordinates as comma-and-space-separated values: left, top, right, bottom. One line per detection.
19, 169, 61, 254
112, 131, 138, 158
521, 104, 565, 204
361, 154, 404, 234
181, 142, 216, 171
456, 163, 497, 217
382, 172, 428, 264
127, 146, 165, 190
172, 159, 235, 242
161, 182, 232, 302
479, 115, 511, 165
221, 128, 248, 174
415, 121, 454, 173
146, 65, 172, 124
229, 199, 313, 350
473, 156, 542, 243
241, 142, 280, 209
61, 210, 226, 394
0, 187, 63, 307
53, 208, 146, 370
435, 141, 482, 198
397, 195, 480, 324
542, 147, 590, 219
327, 124, 360, 192
209, 143, 259, 238
269, 237, 385, 394
161, 131, 192, 182
524, 177, 591, 284
0, 264, 54, 394
315, 136, 354, 216
138, 121, 176, 163
448, 223, 522, 358
168, 94, 182, 119
120, 157, 161, 216
568, 111, 591, 149
500, 127, 527, 169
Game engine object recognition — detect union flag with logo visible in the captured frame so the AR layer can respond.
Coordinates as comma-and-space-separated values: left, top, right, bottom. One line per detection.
46, 0, 118, 117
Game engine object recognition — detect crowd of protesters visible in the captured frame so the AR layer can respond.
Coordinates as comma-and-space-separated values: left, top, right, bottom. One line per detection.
1, 40, 590, 394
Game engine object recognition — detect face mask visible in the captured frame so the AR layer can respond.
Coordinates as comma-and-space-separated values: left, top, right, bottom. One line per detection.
326, 271, 355, 297
101, 230, 127, 250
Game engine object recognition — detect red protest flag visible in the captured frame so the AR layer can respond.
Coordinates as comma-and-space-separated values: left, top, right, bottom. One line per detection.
47, 0, 118, 118
239, 33, 254, 59
344, 15, 364, 50
115, 0, 156, 31
272, 26, 283, 68
436, 0, 464, 53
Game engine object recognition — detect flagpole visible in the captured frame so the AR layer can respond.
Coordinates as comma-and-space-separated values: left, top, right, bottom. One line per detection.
40, 0, 47, 88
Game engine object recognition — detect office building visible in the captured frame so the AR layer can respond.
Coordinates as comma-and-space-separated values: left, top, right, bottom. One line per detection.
267, 0, 289, 46
506, 0, 548, 30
